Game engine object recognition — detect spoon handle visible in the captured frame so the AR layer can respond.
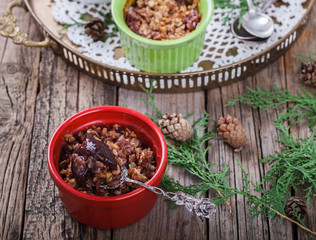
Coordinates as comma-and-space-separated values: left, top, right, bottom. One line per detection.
245, 0, 256, 12
260, 0, 276, 12
126, 178, 217, 218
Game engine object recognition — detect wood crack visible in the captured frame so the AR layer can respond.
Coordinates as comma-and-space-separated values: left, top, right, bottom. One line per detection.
3, 141, 22, 240
2, 75, 14, 108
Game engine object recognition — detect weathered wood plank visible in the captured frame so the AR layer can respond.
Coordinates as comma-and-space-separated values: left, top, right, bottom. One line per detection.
284, 2, 316, 238
22, 45, 116, 239
207, 78, 268, 240
0, 0, 315, 238
252, 57, 293, 240
207, 87, 238, 240
22, 48, 67, 240
113, 89, 208, 240
0, 0, 40, 238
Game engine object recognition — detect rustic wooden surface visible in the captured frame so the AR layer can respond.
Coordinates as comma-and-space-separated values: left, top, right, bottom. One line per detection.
0, 0, 315, 239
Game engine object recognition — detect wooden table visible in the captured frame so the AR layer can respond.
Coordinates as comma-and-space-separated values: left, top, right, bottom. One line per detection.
0, 0, 315, 239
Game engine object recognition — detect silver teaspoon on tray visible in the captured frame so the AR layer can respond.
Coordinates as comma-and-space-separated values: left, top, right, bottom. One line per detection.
101, 165, 217, 219
231, 0, 276, 41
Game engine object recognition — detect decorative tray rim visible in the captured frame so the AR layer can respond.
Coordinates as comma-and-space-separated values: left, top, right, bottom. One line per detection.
21, 0, 315, 91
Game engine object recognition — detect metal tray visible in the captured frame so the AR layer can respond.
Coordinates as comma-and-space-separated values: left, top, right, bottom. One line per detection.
0, 0, 314, 92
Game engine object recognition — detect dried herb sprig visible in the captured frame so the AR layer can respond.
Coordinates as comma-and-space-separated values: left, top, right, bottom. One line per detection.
58, 11, 118, 41
226, 85, 316, 129
57, 16, 85, 38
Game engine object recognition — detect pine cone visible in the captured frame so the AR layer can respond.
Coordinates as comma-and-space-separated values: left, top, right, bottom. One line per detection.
158, 113, 192, 142
284, 196, 307, 220
300, 61, 316, 87
84, 17, 105, 41
217, 115, 248, 152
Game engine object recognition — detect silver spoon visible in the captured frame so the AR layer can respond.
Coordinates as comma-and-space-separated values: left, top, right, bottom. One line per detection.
101, 165, 217, 219
231, 18, 264, 41
241, 0, 274, 39
231, 0, 275, 41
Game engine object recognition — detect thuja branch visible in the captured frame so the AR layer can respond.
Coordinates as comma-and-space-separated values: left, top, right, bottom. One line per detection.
227, 85, 316, 129
270, 207, 316, 235
138, 81, 315, 235
214, 0, 249, 24
214, 159, 316, 235
138, 80, 163, 123
139, 80, 232, 210
166, 119, 233, 212
294, 50, 316, 63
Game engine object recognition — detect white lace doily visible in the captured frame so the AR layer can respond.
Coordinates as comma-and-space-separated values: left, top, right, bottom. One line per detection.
52, 0, 307, 73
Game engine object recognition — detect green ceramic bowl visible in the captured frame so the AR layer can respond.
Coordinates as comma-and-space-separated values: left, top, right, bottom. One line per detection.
111, 0, 214, 73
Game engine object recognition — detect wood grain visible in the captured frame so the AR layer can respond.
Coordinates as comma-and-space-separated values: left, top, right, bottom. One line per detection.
0, 0, 315, 239
253, 57, 293, 240
284, 3, 316, 238
22, 47, 116, 239
207, 78, 270, 240
0, 0, 40, 238
114, 89, 208, 240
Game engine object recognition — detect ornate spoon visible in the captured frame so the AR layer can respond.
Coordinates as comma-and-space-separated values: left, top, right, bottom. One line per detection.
101, 166, 217, 219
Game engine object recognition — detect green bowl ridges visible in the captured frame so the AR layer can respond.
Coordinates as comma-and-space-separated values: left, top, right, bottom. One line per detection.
112, 0, 214, 73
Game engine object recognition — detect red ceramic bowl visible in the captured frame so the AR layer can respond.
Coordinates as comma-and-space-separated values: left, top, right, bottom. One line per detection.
47, 106, 167, 229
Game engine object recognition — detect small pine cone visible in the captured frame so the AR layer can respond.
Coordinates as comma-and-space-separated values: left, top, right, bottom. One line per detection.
158, 113, 192, 142
217, 115, 248, 152
300, 61, 316, 87
84, 17, 105, 41
284, 196, 307, 220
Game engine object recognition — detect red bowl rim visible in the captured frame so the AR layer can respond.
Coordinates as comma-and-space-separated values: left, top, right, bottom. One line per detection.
47, 106, 167, 203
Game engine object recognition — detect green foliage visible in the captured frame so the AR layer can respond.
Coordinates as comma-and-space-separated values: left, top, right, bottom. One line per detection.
161, 174, 210, 197
294, 50, 316, 63
58, 11, 118, 41
139, 82, 316, 234
138, 80, 163, 123
96, 11, 118, 38
139, 80, 232, 205
164, 112, 233, 205
214, 0, 262, 28
58, 16, 85, 37
214, 0, 249, 26
262, 123, 316, 204
227, 85, 316, 129
244, 126, 316, 219
226, 86, 316, 218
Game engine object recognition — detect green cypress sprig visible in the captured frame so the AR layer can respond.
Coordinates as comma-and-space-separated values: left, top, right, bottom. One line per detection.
139, 80, 232, 207
226, 86, 316, 220
139, 82, 316, 235
294, 50, 316, 63
164, 111, 231, 200
138, 81, 163, 123
226, 85, 316, 129
214, 0, 262, 28
262, 123, 316, 204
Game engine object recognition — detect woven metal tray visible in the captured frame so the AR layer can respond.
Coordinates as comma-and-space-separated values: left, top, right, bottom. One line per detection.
1, 0, 314, 92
